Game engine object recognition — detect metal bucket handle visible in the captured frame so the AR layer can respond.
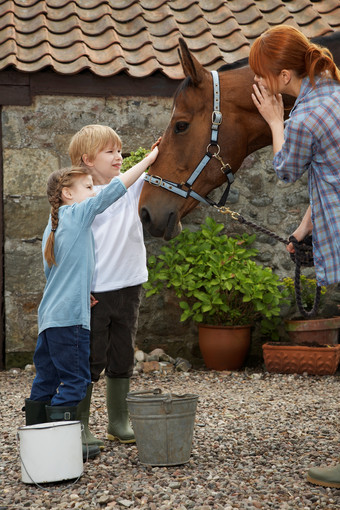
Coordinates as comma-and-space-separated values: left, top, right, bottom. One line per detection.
127, 388, 194, 399
128, 388, 163, 397
127, 388, 197, 414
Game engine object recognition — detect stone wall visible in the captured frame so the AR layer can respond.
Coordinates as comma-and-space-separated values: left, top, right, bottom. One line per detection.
3, 94, 339, 368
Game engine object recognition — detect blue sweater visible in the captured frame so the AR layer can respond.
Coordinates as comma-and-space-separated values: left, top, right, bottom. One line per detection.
38, 177, 126, 334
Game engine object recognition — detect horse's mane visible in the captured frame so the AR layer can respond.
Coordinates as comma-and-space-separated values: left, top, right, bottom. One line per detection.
173, 76, 191, 101
218, 57, 249, 73
174, 57, 250, 102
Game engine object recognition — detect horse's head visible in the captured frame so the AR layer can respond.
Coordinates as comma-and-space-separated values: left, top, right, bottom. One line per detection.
139, 38, 273, 240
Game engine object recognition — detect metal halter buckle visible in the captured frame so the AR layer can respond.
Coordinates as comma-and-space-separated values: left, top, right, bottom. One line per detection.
152, 176, 163, 187
212, 110, 222, 125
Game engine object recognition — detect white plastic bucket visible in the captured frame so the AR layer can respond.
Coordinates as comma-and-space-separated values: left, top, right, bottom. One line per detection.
17, 421, 83, 484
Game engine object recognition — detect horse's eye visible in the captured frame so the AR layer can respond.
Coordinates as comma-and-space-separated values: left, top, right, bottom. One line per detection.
175, 121, 189, 134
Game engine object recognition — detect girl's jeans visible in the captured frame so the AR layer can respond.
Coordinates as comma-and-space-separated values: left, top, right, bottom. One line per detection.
30, 326, 91, 406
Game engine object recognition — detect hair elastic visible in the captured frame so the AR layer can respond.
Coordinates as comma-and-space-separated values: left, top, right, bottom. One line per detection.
51, 228, 57, 232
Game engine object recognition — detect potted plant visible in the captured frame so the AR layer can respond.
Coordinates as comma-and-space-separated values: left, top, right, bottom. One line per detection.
144, 217, 286, 370
262, 276, 340, 375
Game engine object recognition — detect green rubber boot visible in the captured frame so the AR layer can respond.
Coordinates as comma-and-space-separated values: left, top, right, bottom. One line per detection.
77, 384, 104, 449
23, 398, 50, 425
45, 404, 100, 460
307, 463, 340, 488
106, 377, 135, 444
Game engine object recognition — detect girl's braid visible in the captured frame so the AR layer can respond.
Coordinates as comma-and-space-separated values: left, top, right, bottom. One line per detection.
44, 167, 89, 267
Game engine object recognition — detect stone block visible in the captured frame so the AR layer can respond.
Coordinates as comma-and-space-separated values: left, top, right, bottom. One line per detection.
5, 239, 44, 293
3, 148, 59, 195
141, 361, 160, 373
4, 196, 49, 238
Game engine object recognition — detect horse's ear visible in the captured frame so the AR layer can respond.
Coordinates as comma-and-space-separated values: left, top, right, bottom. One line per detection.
178, 38, 206, 86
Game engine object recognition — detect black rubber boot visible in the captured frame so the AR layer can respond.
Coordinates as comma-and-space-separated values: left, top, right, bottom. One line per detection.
45, 404, 100, 460
106, 377, 135, 444
23, 398, 50, 425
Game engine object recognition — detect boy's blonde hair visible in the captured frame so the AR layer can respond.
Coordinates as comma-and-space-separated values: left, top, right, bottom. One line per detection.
68, 125, 122, 166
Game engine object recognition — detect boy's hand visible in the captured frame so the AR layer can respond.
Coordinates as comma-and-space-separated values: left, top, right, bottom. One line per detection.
151, 137, 162, 151
146, 146, 159, 165
90, 294, 98, 308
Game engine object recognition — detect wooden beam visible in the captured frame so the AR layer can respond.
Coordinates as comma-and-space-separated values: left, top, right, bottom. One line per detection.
0, 110, 4, 370
0, 85, 31, 105
30, 70, 180, 98
0, 69, 180, 105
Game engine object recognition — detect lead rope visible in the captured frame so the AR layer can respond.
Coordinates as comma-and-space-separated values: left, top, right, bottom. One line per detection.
216, 206, 321, 317
288, 235, 322, 318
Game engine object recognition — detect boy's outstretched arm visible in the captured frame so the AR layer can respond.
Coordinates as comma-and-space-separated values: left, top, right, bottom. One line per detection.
120, 147, 158, 189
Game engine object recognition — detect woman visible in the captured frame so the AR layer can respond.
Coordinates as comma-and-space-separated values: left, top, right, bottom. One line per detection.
249, 25, 340, 488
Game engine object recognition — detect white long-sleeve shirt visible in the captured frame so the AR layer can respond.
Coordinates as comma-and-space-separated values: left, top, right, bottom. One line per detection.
91, 175, 148, 292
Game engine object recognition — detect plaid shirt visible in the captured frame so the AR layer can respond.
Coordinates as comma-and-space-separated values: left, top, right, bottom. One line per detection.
273, 76, 340, 286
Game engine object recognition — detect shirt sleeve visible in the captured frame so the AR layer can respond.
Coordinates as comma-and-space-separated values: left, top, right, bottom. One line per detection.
72, 177, 127, 228
273, 118, 315, 183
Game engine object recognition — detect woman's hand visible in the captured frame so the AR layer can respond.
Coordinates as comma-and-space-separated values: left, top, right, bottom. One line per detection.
286, 206, 313, 254
252, 83, 284, 126
252, 83, 285, 154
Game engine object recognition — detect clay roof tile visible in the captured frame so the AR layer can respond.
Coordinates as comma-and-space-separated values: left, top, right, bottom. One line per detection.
0, 0, 338, 78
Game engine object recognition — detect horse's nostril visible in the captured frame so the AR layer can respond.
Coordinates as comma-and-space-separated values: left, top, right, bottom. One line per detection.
140, 207, 151, 227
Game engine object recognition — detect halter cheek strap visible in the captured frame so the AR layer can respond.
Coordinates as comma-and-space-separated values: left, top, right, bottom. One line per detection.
144, 70, 234, 208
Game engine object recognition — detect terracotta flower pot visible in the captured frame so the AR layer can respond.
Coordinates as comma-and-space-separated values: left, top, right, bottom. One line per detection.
285, 316, 340, 346
198, 324, 251, 371
262, 342, 340, 375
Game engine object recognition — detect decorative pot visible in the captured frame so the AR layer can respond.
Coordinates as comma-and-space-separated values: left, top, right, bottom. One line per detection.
198, 324, 251, 371
285, 316, 340, 346
262, 342, 340, 375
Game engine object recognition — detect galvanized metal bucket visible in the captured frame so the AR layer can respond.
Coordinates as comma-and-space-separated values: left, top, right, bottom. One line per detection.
126, 389, 198, 466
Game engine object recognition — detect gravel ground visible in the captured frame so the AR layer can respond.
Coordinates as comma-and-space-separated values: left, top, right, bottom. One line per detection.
1, 367, 340, 510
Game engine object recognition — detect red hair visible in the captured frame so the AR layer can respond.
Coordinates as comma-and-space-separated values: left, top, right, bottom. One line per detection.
249, 25, 340, 93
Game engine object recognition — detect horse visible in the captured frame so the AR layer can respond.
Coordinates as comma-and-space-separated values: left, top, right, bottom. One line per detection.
139, 31, 340, 240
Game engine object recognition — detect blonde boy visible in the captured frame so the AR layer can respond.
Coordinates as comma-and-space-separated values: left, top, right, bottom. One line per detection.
69, 125, 149, 446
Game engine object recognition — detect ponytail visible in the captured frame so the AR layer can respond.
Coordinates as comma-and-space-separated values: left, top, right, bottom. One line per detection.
305, 43, 340, 85
44, 166, 89, 268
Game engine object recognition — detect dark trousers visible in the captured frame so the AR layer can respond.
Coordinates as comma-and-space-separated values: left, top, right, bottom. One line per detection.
90, 285, 142, 381
30, 326, 91, 406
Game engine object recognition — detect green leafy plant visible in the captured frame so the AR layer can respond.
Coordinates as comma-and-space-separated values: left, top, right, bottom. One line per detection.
121, 147, 149, 172
144, 217, 287, 337
282, 275, 327, 313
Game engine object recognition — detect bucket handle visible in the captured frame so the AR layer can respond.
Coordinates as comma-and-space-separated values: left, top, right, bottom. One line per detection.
127, 388, 162, 397
127, 388, 173, 413
127, 388, 195, 399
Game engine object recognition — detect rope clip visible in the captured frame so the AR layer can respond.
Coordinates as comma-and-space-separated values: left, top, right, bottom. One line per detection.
214, 205, 240, 220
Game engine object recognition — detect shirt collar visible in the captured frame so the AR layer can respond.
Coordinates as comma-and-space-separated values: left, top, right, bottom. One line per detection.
289, 76, 313, 116
289, 74, 330, 117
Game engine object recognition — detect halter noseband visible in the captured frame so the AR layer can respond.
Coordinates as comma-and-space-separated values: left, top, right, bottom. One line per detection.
144, 70, 234, 209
